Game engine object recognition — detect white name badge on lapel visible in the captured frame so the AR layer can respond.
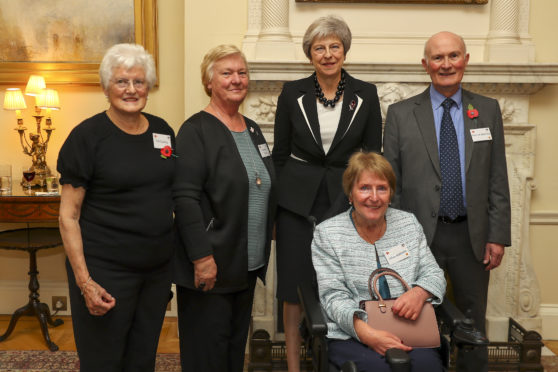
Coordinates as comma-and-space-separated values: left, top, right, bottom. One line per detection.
258, 143, 271, 158
470, 128, 492, 142
153, 133, 172, 149
384, 244, 410, 265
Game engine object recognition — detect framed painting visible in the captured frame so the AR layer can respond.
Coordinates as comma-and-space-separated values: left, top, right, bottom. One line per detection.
0, 0, 158, 85
296, 0, 487, 3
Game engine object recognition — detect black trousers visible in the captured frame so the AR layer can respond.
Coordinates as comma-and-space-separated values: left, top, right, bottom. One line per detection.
430, 220, 490, 372
176, 271, 258, 372
66, 259, 172, 372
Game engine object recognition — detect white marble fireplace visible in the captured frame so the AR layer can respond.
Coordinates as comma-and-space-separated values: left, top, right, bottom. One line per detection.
244, 0, 558, 341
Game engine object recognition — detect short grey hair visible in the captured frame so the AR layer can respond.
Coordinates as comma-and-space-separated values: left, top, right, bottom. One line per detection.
302, 16, 352, 60
99, 43, 157, 90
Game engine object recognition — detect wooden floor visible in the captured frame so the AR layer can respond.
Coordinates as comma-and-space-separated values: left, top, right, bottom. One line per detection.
0, 315, 179, 353
0, 314, 557, 356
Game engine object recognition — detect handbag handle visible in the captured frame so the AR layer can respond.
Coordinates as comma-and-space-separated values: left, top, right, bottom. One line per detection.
367, 268, 411, 303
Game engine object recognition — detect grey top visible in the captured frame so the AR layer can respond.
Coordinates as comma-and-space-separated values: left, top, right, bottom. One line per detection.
311, 207, 446, 341
231, 129, 271, 270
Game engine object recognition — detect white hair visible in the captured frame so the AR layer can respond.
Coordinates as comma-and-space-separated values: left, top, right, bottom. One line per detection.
99, 43, 156, 90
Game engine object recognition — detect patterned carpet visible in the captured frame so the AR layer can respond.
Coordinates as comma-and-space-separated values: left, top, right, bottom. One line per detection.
0, 349, 556, 371
0, 350, 181, 372
543, 355, 558, 372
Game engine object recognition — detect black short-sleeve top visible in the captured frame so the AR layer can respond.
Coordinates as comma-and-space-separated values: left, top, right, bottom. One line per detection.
57, 112, 176, 269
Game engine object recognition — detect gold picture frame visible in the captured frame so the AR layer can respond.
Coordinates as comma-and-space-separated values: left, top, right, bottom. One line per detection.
295, 0, 487, 3
0, 0, 158, 86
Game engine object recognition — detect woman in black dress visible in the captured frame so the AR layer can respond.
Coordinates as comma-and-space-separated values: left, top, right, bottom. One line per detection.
272, 16, 383, 371
58, 43, 175, 371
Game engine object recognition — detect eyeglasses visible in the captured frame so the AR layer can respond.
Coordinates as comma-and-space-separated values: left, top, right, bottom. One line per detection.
112, 78, 147, 90
355, 185, 390, 196
311, 44, 342, 56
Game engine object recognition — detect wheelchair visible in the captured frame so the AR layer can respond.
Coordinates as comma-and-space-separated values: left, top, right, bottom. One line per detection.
298, 280, 488, 372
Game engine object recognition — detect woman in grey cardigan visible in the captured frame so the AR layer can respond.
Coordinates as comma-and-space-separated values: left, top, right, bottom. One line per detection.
311, 152, 445, 372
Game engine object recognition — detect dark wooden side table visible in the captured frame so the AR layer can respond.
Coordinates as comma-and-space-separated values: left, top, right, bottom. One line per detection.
0, 185, 64, 351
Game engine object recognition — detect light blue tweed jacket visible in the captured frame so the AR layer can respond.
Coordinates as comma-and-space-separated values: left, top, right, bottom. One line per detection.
311, 207, 446, 341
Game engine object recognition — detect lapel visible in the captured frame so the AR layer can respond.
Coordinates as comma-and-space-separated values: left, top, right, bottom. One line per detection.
461, 89, 477, 173
328, 74, 360, 154
297, 77, 324, 155
413, 88, 441, 178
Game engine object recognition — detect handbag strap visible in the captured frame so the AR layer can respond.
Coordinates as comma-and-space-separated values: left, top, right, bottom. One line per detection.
367, 268, 411, 302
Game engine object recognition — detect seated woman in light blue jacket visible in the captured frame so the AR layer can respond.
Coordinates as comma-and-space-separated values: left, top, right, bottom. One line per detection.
311, 151, 446, 372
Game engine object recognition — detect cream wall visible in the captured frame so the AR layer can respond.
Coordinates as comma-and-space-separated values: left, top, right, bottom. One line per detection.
0, 0, 556, 336
184, 0, 247, 118
528, 0, 558, 307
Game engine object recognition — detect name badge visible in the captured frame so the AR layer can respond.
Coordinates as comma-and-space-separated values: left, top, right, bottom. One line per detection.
384, 244, 410, 265
470, 128, 492, 142
258, 143, 271, 158
153, 133, 172, 149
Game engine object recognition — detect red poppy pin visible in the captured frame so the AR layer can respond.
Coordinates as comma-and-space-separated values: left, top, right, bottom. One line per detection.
160, 145, 177, 159
349, 100, 357, 111
467, 104, 479, 119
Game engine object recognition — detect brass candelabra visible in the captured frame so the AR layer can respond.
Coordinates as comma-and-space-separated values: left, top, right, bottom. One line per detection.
3, 76, 60, 187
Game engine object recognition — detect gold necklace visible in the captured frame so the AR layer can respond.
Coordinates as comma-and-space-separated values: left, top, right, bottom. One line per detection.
353, 212, 386, 244
240, 130, 262, 188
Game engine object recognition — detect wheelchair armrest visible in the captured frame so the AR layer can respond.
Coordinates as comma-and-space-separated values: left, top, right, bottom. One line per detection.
340, 360, 358, 372
436, 296, 466, 328
385, 348, 411, 372
436, 297, 489, 348
298, 281, 328, 337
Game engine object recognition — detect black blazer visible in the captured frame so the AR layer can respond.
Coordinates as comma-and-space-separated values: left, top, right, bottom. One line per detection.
272, 72, 382, 217
172, 111, 277, 293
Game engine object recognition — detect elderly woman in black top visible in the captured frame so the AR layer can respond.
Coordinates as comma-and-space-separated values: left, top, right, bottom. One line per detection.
272, 16, 383, 371
58, 44, 175, 371
173, 44, 276, 372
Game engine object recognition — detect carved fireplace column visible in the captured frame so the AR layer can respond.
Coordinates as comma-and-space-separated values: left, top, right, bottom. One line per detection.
255, 0, 296, 60
485, 0, 531, 62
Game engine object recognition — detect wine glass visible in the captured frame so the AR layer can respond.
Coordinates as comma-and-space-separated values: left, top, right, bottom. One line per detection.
21, 167, 36, 190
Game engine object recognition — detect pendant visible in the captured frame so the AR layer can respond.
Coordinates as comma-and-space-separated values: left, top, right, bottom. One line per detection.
256, 176, 262, 187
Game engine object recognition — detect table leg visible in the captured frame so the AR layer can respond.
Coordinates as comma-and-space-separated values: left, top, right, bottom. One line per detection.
0, 248, 64, 352
0, 302, 34, 341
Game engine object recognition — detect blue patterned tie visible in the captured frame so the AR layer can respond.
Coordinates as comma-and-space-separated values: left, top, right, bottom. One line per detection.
439, 98, 465, 219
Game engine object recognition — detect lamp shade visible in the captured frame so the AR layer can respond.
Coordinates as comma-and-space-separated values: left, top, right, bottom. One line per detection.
25, 75, 46, 96
36, 89, 60, 110
3, 88, 27, 110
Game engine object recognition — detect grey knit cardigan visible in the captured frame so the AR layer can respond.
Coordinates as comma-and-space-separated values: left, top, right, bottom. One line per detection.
311, 207, 446, 341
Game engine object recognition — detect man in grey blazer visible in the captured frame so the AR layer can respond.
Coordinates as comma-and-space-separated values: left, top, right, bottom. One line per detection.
383, 31, 511, 372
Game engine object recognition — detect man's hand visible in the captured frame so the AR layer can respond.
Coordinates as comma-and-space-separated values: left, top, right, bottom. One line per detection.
483, 242, 505, 271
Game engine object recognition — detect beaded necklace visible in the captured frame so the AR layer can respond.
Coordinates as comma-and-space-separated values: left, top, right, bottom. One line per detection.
314, 70, 346, 108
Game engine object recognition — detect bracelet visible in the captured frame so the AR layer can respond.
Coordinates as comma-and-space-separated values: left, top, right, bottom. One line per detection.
80, 276, 92, 296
